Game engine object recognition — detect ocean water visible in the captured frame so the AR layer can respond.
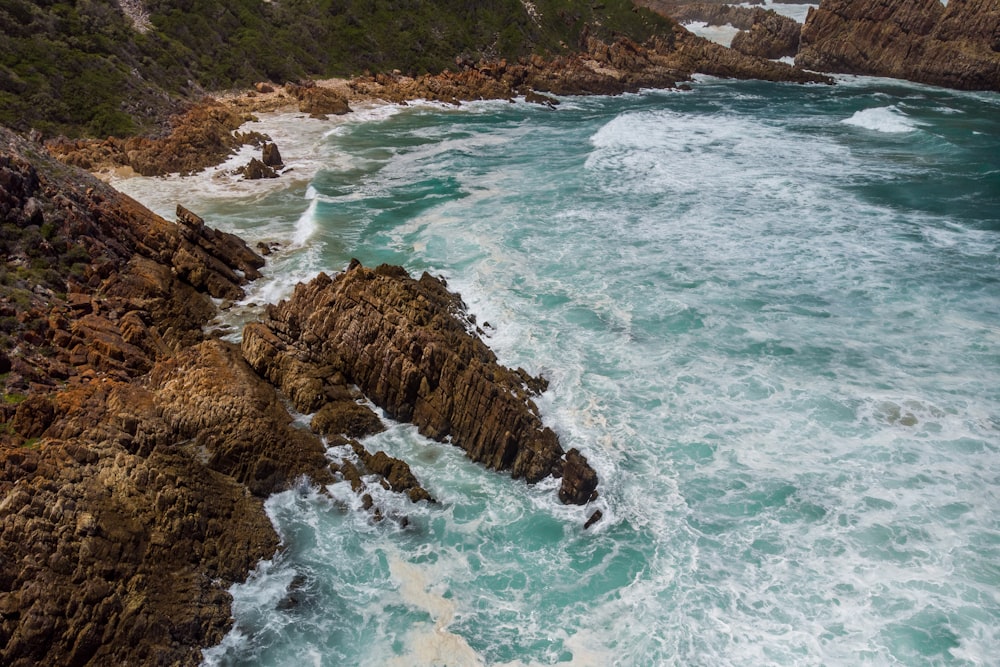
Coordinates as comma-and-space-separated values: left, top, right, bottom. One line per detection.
115, 75, 1000, 666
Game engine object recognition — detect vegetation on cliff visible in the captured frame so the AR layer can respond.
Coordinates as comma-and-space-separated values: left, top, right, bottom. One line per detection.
0, 0, 676, 138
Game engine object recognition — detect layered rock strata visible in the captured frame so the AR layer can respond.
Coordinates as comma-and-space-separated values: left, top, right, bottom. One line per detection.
242, 261, 600, 505
797, 0, 1000, 91
640, 2, 802, 60
1, 127, 336, 665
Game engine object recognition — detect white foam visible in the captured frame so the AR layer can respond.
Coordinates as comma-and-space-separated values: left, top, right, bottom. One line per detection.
291, 197, 319, 247
682, 21, 740, 48
755, 1, 818, 24
842, 106, 920, 133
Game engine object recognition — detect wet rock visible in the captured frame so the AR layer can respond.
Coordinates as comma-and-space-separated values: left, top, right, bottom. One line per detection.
584, 509, 604, 530
261, 142, 283, 168
243, 261, 600, 502
0, 126, 329, 667
236, 157, 279, 180
558, 448, 600, 505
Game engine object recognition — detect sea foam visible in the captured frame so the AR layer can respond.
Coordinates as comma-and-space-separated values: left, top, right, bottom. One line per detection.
842, 105, 920, 133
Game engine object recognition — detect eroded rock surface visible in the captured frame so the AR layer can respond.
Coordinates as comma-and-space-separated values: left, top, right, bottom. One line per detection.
1, 127, 330, 666
243, 261, 600, 504
797, 0, 1000, 91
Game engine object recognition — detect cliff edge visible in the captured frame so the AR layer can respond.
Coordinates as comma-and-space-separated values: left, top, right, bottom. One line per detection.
797, 0, 1000, 91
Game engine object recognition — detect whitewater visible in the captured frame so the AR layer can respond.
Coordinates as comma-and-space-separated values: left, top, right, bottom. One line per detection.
115, 74, 1000, 666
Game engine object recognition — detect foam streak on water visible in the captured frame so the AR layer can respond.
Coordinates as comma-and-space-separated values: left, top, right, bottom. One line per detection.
156, 78, 1000, 666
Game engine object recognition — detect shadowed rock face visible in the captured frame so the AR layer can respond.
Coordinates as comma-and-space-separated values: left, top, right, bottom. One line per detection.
797, 0, 1000, 91
243, 261, 600, 504
1, 127, 332, 666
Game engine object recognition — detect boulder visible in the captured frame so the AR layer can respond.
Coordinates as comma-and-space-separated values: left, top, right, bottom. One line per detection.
287, 83, 352, 115
236, 157, 278, 180
311, 399, 385, 439
731, 9, 802, 60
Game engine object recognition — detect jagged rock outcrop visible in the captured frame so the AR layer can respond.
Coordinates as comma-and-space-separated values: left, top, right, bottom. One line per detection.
348, 30, 829, 105
261, 142, 283, 168
1, 127, 333, 666
668, 3, 762, 29
797, 0, 1000, 91
285, 81, 353, 116
730, 9, 801, 59
242, 261, 600, 504
46, 100, 268, 176
667, 26, 827, 83
235, 157, 279, 180
649, 2, 801, 58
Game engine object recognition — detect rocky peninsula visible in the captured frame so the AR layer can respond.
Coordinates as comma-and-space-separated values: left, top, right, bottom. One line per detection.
0, 125, 597, 664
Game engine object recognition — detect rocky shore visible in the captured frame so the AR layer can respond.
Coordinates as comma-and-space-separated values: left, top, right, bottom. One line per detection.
643, 0, 1000, 92
0, 113, 602, 663
45, 30, 830, 179
797, 0, 1000, 91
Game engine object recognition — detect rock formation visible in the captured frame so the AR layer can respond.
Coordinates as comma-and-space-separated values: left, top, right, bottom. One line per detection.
46, 100, 267, 177
1, 125, 577, 664
285, 81, 353, 116
242, 261, 600, 504
797, 0, 1000, 91
0, 126, 341, 665
349, 30, 829, 105
640, 2, 804, 61
730, 9, 802, 60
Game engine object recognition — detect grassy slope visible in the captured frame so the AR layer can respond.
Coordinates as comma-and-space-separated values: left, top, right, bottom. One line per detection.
0, 0, 675, 138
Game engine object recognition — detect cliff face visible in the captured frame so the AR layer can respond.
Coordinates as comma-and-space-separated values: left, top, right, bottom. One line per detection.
797, 0, 1000, 91
0, 127, 334, 665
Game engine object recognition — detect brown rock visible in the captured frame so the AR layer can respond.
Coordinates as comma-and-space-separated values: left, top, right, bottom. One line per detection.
236, 157, 279, 180
731, 9, 802, 60
797, 0, 1000, 91
261, 142, 283, 168
243, 261, 599, 502
311, 400, 385, 439
46, 100, 259, 176
1, 126, 328, 667
287, 84, 352, 115
558, 448, 600, 505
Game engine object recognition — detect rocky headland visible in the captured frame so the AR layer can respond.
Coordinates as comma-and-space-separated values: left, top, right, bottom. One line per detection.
797, 0, 1000, 91
640, 0, 1000, 91
0, 120, 600, 664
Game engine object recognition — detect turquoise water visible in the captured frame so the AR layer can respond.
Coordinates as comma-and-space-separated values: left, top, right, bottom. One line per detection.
122, 75, 999, 666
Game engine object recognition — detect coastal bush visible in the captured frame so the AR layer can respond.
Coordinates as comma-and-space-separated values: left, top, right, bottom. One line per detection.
0, 0, 675, 138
